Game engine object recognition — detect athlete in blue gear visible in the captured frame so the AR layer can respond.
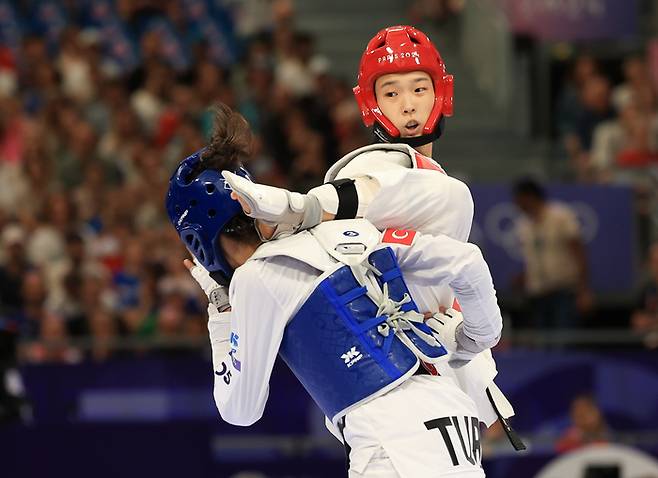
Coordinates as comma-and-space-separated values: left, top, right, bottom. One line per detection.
166, 103, 516, 477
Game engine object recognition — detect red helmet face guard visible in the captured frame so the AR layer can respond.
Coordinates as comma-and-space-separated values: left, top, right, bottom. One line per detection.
353, 25, 454, 138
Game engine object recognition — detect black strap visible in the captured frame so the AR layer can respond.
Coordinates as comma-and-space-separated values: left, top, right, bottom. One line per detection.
337, 416, 352, 471
209, 270, 229, 287
372, 115, 446, 148
485, 387, 527, 451
330, 179, 359, 220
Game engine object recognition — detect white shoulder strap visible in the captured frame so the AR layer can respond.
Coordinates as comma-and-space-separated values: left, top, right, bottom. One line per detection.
324, 143, 416, 182
309, 219, 381, 266
248, 231, 336, 272
247, 220, 380, 271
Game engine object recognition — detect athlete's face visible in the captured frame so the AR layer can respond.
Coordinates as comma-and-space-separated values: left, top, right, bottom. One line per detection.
374, 71, 434, 137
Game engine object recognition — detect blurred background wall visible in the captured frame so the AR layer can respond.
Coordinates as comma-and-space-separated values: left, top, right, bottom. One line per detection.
1, 1, 658, 477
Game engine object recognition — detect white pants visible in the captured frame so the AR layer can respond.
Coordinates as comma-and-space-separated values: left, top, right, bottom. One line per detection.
344, 375, 486, 478
348, 447, 400, 478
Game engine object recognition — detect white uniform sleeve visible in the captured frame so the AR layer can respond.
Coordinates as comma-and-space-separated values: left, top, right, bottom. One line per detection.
208, 306, 231, 367
210, 261, 289, 426
365, 168, 474, 242
320, 150, 474, 241
392, 232, 502, 345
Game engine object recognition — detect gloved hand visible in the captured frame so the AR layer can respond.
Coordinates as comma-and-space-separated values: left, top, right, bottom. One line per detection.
222, 171, 322, 239
185, 258, 230, 313
425, 308, 492, 369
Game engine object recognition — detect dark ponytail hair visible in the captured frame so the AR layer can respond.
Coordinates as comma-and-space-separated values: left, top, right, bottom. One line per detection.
189, 102, 252, 177
190, 103, 260, 245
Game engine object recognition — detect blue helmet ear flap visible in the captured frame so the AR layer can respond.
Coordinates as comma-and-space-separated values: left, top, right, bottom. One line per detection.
180, 227, 210, 267
166, 149, 252, 279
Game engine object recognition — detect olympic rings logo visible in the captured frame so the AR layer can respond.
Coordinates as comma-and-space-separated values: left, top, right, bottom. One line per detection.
480, 201, 599, 260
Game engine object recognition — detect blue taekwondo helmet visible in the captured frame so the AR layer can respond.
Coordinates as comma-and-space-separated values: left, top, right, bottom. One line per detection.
165, 149, 252, 282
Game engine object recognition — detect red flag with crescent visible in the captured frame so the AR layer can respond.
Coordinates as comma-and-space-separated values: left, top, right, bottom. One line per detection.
382, 228, 417, 246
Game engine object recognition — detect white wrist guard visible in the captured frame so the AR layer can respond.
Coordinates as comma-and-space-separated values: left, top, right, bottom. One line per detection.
189, 259, 230, 312
208, 286, 230, 313
425, 308, 491, 369
222, 171, 323, 239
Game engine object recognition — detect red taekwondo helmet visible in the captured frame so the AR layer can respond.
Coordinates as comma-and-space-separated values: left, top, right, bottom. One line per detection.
353, 25, 454, 147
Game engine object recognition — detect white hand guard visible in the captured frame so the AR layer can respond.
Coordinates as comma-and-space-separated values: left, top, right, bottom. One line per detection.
222, 171, 322, 240
189, 259, 230, 313
425, 308, 492, 369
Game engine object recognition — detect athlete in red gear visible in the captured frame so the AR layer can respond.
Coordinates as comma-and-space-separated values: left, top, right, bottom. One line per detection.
189, 26, 523, 475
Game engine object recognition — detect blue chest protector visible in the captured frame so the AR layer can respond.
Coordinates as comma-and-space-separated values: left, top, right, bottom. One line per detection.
278, 247, 447, 424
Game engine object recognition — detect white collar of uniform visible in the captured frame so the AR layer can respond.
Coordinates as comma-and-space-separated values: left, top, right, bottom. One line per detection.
324, 143, 416, 182
247, 219, 381, 271
247, 230, 336, 272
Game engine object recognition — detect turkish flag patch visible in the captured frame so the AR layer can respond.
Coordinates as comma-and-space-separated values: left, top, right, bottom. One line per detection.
382, 228, 417, 246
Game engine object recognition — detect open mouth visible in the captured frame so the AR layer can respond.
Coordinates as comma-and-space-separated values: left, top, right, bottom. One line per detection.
403, 120, 420, 135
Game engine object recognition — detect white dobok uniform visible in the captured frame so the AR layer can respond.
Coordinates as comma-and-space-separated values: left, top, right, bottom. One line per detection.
208, 219, 505, 477
315, 144, 513, 436
206, 144, 513, 477
315, 143, 474, 243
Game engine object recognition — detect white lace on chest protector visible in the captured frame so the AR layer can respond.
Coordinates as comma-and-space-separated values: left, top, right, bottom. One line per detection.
310, 220, 443, 363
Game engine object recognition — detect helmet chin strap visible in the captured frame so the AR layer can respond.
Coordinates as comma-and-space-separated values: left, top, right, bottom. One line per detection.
372, 116, 445, 148
209, 270, 230, 287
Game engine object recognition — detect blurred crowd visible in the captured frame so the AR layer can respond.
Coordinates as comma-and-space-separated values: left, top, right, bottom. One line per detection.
557, 52, 658, 187
0, 0, 657, 368
482, 393, 611, 456
556, 51, 658, 249
0, 4, 655, 475
551, 50, 658, 342
0, 0, 371, 365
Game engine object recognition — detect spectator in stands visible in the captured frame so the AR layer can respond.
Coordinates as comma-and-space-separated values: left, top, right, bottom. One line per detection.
0, 224, 29, 320
79, 269, 117, 338
556, 394, 610, 453
408, 0, 464, 24
576, 76, 616, 150
23, 314, 81, 364
0, 0, 544, 363
324, 77, 369, 156
284, 107, 326, 191
15, 264, 82, 363
113, 239, 148, 325
631, 241, 658, 349
513, 178, 593, 329
0, 47, 17, 100
56, 27, 96, 105
98, 106, 144, 184
2, 0, 549, 364
557, 55, 601, 141
0, 96, 28, 166
563, 73, 616, 181
26, 193, 77, 290
590, 56, 658, 184
18, 269, 49, 340
275, 31, 328, 99
590, 96, 658, 183
612, 55, 656, 113
5, 122, 56, 217
0, 224, 30, 423
88, 310, 117, 362
44, 233, 86, 327
130, 62, 170, 134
